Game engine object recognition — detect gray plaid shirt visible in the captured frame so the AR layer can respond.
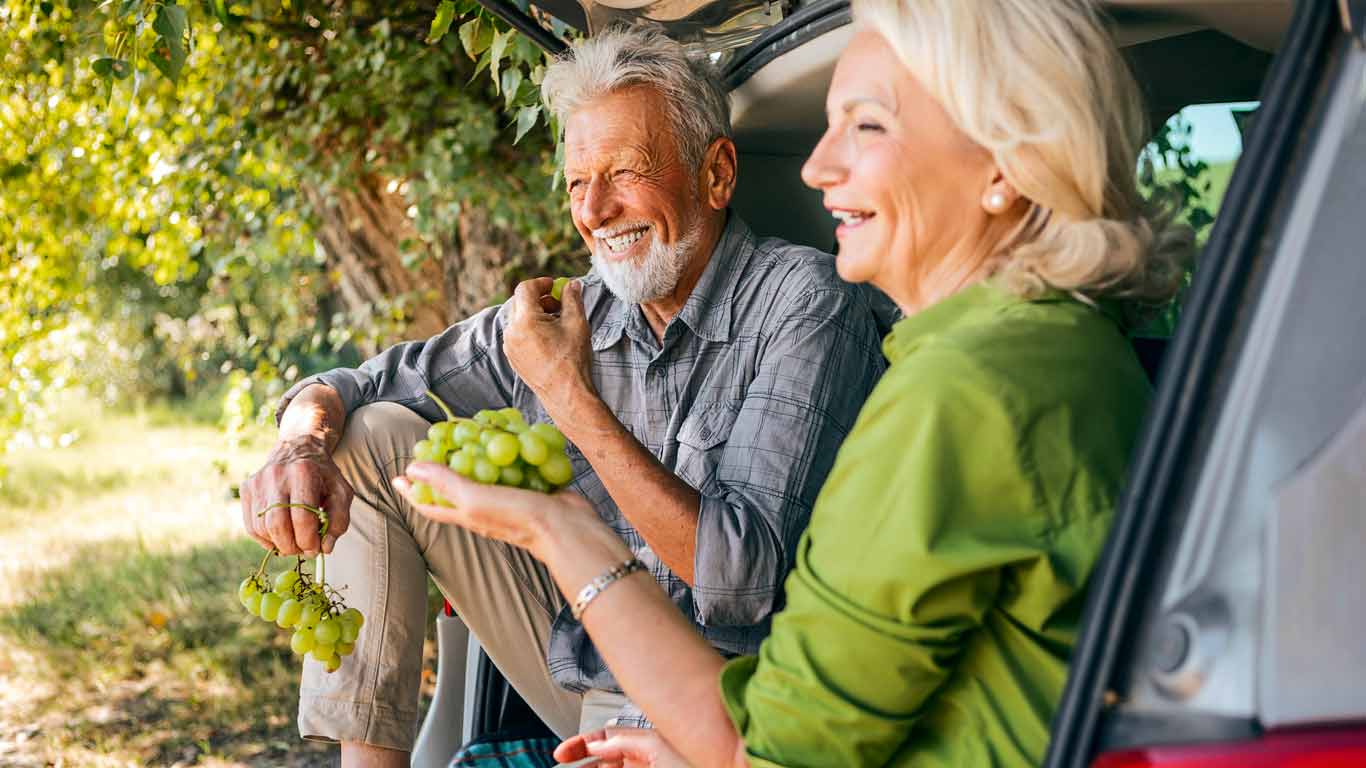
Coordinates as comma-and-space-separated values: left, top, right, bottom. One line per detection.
278, 213, 885, 694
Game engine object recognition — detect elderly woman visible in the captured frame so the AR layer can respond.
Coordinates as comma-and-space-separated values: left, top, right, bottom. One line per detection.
397, 0, 1188, 764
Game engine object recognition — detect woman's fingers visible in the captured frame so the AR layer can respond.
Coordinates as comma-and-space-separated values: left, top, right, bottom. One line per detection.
554, 731, 603, 762
395, 463, 553, 551
571, 728, 688, 768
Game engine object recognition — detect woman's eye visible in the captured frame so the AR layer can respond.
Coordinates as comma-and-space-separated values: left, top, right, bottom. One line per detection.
856, 122, 885, 134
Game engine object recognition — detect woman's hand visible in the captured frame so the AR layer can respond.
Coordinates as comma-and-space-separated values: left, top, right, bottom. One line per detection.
394, 461, 632, 581
555, 727, 691, 768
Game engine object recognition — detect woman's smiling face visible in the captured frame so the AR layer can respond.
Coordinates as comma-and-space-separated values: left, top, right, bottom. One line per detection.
801, 29, 1002, 312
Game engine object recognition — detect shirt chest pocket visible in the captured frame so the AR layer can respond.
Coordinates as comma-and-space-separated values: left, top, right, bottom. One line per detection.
675, 401, 742, 493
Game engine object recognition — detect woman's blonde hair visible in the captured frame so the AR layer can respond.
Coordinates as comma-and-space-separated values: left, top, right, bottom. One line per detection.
854, 0, 1191, 306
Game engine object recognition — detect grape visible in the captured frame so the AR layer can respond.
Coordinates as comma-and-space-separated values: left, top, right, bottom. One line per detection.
486, 433, 520, 466
473, 459, 500, 485
291, 628, 316, 655
499, 464, 524, 487
551, 276, 571, 302
411, 481, 436, 505
339, 619, 360, 644
517, 432, 549, 466
498, 407, 525, 424
452, 421, 481, 445
413, 439, 440, 463
244, 591, 264, 616
478, 429, 498, 447
276, 598, 303, 629
341, 607, 364, 629
314, 618, 342, 646
325, 654, 342, 673
504, 419, 528, 435
460, 443, 482, 459
259, 593, 284, 623
473, 410, 497, 427
238, 578, 260, 606
299, 600, 324, 629
529, 423, 567, 451
428, 421, 455, 445
274, 570, 301, 596
539, 453, 574, 487
448, 451, 474, 477
336, 641, 355, 657
311, 643, 336, 663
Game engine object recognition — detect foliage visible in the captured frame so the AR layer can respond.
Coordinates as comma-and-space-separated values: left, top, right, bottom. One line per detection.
1136, 109, 1244, 336
1, 0, 578, 472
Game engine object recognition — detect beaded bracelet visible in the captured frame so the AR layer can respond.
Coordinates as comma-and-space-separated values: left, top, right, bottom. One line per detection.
571, 558, 647, 621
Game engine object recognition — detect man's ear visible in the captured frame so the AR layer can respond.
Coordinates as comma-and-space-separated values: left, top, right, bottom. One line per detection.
702, 137, 738, 211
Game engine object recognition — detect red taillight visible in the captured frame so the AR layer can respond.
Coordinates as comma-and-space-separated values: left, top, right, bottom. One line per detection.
1092, 725, 1366, 767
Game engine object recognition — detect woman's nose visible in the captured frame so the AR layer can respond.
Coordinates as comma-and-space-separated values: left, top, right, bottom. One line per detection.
801, 129, 847, 191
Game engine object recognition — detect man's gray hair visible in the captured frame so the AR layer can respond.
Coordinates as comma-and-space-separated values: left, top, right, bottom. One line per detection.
541, 26, 732, 172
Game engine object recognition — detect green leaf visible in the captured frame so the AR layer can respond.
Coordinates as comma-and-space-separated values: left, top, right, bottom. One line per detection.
152, 4, 189, 81
501, 68, 523, 110
458, 18, 480, 59
92, 57, 131, 80
513, 105, 540, 144
489, 30, 511, 95
427, 0, 457, 44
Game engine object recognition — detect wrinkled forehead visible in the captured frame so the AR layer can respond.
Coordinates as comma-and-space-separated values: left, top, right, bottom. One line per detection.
564, 85, 680, 169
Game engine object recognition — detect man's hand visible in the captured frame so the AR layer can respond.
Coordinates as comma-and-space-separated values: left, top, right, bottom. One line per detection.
503, 277, 595, 416
241, 435, 353, 556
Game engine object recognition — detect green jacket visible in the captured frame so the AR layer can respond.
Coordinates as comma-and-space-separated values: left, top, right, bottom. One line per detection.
721, 282, 1150, 767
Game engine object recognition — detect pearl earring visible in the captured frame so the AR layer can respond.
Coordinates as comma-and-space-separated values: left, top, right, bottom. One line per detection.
987, 192, 1006, 212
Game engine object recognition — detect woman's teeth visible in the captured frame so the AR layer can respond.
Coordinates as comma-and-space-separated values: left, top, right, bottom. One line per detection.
831, 210, 873, 226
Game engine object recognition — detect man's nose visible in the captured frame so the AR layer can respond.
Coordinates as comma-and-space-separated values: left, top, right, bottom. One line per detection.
580, 177, 623, 232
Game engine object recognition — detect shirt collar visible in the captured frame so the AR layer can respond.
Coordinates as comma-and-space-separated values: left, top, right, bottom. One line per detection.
588, 211, 752, 351
882, 280, 1109, 364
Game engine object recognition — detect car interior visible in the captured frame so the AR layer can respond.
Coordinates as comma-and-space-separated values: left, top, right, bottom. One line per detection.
412, 1, 1332, 765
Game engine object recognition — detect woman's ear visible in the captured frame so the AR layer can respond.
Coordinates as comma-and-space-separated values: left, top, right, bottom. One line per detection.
702, 137, 739, 210
981, 171, 1020, 215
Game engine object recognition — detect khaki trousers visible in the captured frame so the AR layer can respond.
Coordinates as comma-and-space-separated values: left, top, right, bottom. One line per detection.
297, 402, 626, 750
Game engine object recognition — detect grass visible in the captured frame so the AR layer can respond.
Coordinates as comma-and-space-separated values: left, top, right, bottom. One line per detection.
0, 406, 441, 767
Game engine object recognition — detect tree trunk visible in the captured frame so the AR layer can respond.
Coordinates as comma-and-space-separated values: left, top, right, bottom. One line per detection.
304, 174, 544, 357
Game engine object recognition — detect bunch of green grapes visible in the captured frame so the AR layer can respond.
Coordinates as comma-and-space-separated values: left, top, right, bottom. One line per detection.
409, 390, 574, 505
238, 504, 364, 673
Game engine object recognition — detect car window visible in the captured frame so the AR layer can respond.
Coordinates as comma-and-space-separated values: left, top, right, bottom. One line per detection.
1137, 101, 1259, 336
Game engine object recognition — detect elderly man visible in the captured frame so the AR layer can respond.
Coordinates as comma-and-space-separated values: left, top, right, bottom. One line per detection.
241, 26, 884, 766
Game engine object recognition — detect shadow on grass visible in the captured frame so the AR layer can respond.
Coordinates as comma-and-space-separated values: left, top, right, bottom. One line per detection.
1, 536, 336, 766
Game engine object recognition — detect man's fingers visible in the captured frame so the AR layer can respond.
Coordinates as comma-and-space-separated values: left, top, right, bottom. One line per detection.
285, 465, 324, 555
262, 500, 300, 552
240, 487, 274, 549
512, 278, 555, 319
561, 278, 586, 323
320, 474, 352, 553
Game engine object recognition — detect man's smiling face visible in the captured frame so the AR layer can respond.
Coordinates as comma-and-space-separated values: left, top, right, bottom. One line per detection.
563, 85, 708, 303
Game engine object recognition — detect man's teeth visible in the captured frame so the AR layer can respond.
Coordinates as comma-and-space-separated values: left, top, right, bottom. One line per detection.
602, 228, 648, 253
831, 210, 872, 225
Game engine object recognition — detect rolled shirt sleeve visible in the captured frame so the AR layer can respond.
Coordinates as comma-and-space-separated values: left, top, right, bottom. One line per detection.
690, 286, 884, 628
275, 303, 520, 427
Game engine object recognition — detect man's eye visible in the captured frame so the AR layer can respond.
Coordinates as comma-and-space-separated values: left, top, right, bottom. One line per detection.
856, 122, 885, 133
612, 169, 638, 180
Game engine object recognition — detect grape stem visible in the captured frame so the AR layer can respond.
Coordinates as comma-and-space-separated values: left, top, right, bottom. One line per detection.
253, 547, 276, 581
425, 388, 457, 422
258, 502, 330, 538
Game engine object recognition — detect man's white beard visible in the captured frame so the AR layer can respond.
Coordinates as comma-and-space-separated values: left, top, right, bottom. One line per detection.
592, 220, 704, 305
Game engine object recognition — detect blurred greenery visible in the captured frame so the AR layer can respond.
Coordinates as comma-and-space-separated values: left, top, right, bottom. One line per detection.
1, 0, 581, 477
